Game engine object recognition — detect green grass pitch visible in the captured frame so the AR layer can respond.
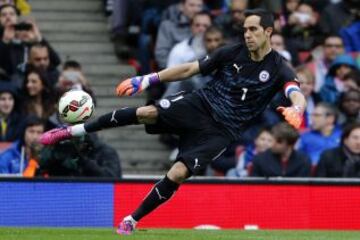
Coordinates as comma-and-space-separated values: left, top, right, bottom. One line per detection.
0, 228, 360, 240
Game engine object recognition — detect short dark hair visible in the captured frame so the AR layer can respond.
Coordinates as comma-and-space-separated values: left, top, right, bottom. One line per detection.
255, 127, 272, 139
271, 122, 299, 146
244, 8, 274, 29
0, 4, 19, 16
316, 102, 338, 121
204, 26, 223, 37
343, 69, 360, 87
341, 122, 360, 145
63, 60, 82, 70
19, 115, 45, 146
29, 42, 48, 53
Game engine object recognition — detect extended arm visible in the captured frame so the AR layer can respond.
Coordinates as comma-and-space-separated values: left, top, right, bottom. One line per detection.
277, 82, 307, 129
116, 61, 200, 96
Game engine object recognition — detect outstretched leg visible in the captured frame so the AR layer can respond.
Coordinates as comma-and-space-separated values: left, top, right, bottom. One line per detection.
117, 161, 190, 235
41, 105, 158, 145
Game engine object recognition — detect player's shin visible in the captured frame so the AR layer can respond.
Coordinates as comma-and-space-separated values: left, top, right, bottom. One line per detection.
84, 107, 139, 132
131, 176, 179, 221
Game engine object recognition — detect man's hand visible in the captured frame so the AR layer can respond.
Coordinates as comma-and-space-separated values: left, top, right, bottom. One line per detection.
277, 106, 303, 129
116, 73, 160, 96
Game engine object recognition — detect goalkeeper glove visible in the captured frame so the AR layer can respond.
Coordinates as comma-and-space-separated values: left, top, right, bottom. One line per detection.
116, 73, 160, 96
277, 105, 303, 129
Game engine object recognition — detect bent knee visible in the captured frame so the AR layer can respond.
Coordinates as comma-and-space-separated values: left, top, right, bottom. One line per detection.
136, 105, 158, 124
167, 161, 190, 183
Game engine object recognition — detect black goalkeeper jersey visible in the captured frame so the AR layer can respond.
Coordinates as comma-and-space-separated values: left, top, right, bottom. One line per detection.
197, 43, 298, 140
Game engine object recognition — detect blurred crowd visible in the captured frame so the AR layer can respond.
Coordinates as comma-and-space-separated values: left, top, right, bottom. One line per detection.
0, 0, 359, 179
0, 0, 122, 178
107, 0, 360, 178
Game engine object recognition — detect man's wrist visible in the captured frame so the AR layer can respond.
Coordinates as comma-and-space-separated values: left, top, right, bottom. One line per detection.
292, 105, 304, 113
147, 72, 160, 85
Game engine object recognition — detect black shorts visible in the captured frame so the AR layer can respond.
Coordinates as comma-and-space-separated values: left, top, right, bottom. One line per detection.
145, 92, 231, 175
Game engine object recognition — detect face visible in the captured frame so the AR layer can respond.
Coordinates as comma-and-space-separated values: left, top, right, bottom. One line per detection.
286, 0, 300, 12
271, 138, 291, 155
310, 106, 334, 131
271, 34, 285, 51
255, 131, 274, 152
344, 128, 360, 154
297, 4, 313, 15
0, 6, 17, 27
231, 0, 247, 25
298, 71, 314, 97
243, 15, 271, 52
24, 124, 44, 148
335, 65, 352, 80
15, 28, 34, 42
26, 72, 44, 97
191, 14, 211, 35
341, 91, 360, 116
204, 31, 223, 53
343, 78, 360, 91
29, 47, 50, 70
182, 0, 203, 19
0, 92, 14, 116
323, 37, 344, 61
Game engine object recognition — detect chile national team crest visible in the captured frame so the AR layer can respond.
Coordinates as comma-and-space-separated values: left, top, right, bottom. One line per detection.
259, 70, 270, 82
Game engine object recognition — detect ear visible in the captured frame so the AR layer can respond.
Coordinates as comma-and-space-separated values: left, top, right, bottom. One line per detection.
264, 27, 273, 37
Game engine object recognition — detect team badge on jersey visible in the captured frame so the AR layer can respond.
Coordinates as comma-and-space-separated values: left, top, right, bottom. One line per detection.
159, 99, 171, 109
259, 70, 270, 82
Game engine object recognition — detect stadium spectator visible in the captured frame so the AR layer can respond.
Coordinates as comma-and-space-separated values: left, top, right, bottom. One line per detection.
297, 102, 341, 167
163, 11, 212, 97
270, 32, 292, 63
319, 0, 359, 36
39, 133, 122, 178
282, 2, 322, 52
203, 25, 225, 54
296, 65, 322, 131
0, 82, 22, 142
154, 0, 204, 70
0, 4, 18, 75
40, 9, 308, 234
0, 115, 44, 175
214, 0, 248, 44
316, 122, 360, 178
0, 4, 60, 81
251, 122, 311, 177
56, 60, 95, 102
339, 16, 360, 52
227, 127, 274, 177
338, 90, 360, 127
320, 54, 358, 104
342, 69, 360, 92
26, 43, 60, 87
135, 0, 181, 74
20, 67, 56, 129
307, 35, 345, 92
0, 3, 17, 42
280, 0, 301, 27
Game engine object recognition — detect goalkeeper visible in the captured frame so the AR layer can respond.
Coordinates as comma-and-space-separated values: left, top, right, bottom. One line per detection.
41, 9, 306, 235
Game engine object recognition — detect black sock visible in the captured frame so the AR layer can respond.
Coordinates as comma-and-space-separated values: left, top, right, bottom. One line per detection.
131, 176, 179, 222
84, 107, 138, 132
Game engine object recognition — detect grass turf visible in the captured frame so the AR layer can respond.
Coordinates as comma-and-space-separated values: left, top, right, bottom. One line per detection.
0, 228, 360, 240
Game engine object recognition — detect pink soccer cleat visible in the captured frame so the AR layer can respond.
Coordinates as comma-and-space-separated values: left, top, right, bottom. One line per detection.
116, 216, 137, 235
40, 127, 72, 145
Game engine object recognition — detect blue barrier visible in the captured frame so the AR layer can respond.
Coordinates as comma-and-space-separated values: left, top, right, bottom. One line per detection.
0, 182, 113, 227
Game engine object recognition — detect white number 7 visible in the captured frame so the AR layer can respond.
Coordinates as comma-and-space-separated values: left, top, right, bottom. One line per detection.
241, 88, 248, 101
